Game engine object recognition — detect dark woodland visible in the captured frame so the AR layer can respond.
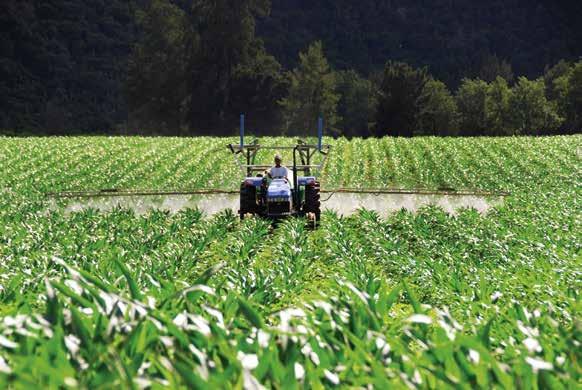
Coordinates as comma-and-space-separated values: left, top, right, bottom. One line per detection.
1, 0, 581, 136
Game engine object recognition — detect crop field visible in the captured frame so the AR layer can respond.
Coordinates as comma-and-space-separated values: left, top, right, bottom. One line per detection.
0, 135, 580, 388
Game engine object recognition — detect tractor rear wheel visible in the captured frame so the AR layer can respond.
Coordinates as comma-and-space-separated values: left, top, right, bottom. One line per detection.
303, 181, 321, 224
240, 185, 257, 219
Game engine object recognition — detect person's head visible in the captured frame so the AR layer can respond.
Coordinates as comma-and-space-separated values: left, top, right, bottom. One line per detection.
274, 154, 282, 166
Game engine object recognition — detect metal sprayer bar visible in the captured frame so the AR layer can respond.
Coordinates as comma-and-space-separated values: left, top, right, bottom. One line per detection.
322, 187, 511, 197
48, 187, 510, 199
232, 145, 331, 151
47, 189, 238, 199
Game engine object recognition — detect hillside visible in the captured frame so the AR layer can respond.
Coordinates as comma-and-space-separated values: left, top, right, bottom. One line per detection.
1, 0, 581, 133
259, 0, 582, 82
0, 0, 138, 133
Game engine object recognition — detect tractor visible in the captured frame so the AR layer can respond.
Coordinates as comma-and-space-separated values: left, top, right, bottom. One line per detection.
228, 116, 330, 224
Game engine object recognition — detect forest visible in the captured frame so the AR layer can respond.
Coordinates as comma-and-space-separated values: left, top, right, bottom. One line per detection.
1, 0, 581, 136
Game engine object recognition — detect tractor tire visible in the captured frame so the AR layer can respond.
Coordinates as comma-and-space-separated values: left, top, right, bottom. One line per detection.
240, 185, 257, 219
303, 181, 321, 223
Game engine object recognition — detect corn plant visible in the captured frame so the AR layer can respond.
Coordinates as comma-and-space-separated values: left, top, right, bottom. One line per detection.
0, 135, 579, 387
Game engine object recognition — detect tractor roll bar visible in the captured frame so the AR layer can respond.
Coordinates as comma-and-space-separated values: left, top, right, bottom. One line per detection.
229, 145, 329, 151
241, 165, 323, 170
228, 115, 331, 177
228, 144, 331, 177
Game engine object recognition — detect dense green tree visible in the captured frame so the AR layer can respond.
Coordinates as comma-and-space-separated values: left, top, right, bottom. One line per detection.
543, 61, 582, 133
478, 53, 514, 83
563, 62, 582, 132
126, 0, 283, 135
416, 80, 458, 136
508, 77, 562, 135
374, 62, 430, 137
259, 0, 582, 86
456, 79, 489, 136
485, 77, 513, 135
126, 0, 192, 134
0, 0, 137, 133
335, 70, 375, 137
456, 76, 564, 136
228, 44, 288, 133
189, 0, 271, 133
279, 42, 340, 135
2, 0, 581, 135
544, 60, 572, 102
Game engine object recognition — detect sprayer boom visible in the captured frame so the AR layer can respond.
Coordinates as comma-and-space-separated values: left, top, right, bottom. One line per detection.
46, 115, 510, 220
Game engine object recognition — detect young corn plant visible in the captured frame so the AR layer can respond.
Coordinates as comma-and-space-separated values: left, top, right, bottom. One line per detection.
0, 135, 579, 387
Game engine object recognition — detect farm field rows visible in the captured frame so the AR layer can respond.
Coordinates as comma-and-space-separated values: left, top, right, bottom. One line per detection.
0, 135, 580, 388
0, 136, 577, 194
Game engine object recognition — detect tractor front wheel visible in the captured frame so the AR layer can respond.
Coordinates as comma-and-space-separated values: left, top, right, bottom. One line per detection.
303, 181, 321, 224
240, 185, 257, 219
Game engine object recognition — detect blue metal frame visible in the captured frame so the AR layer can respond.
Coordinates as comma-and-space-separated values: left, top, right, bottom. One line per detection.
317, 117, 323, 152
240, 114, 245, 149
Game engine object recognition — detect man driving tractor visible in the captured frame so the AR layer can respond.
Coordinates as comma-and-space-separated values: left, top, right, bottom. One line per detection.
267, 154, 289, 180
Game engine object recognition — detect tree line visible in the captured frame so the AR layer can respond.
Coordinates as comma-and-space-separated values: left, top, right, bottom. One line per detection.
0, 0, 138, 134
128, 0, 582, 137
1, 0, 580, 136
372, 59, 582, 137
258, 0, 582, 87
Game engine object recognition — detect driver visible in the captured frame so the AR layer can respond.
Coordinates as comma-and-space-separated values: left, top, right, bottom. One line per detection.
268, 154, 289, 180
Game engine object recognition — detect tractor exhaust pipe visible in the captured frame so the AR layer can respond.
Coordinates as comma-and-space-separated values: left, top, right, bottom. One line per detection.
240, 114, 245, 149
318, 116, 323, 152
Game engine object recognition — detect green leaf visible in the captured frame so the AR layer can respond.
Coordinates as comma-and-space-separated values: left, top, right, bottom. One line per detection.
51, 281, 96, 310
45, 278, 62, 325
78, 268, 116, 293
378, 282, 401, 318
114, 258, 142, 300
238, 297, 264, 329
174, 360, 207, 389
70, 306, 92, 354
193, 262, 225, 285
402, 280, 422, 313
478, 317, 494, 348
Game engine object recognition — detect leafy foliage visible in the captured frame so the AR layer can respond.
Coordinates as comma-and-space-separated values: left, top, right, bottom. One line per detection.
279, 42, 340, 135
0, 0, 136, 133
335, 70, 375, 137
228, 45, 288, 134
125, 0, 283, 134
416, 80, 459, 136
2, 1, 582, 138
374, 62, 430, 137
508, 77, 563, 135
456, 79, 489, 136
563, 62, 582, 131
477, 53, 515, 83
485, 77, 513, 136
189, 0, 273, 133
127, 0, 191, 134
258, 0, 582, 84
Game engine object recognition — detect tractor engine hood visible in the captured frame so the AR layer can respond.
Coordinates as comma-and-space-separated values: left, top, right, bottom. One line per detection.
267, 179, 291, 202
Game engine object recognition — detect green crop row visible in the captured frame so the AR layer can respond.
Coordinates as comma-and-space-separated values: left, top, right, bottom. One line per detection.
0, 135, 579, 388
0, 136, 579, 197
